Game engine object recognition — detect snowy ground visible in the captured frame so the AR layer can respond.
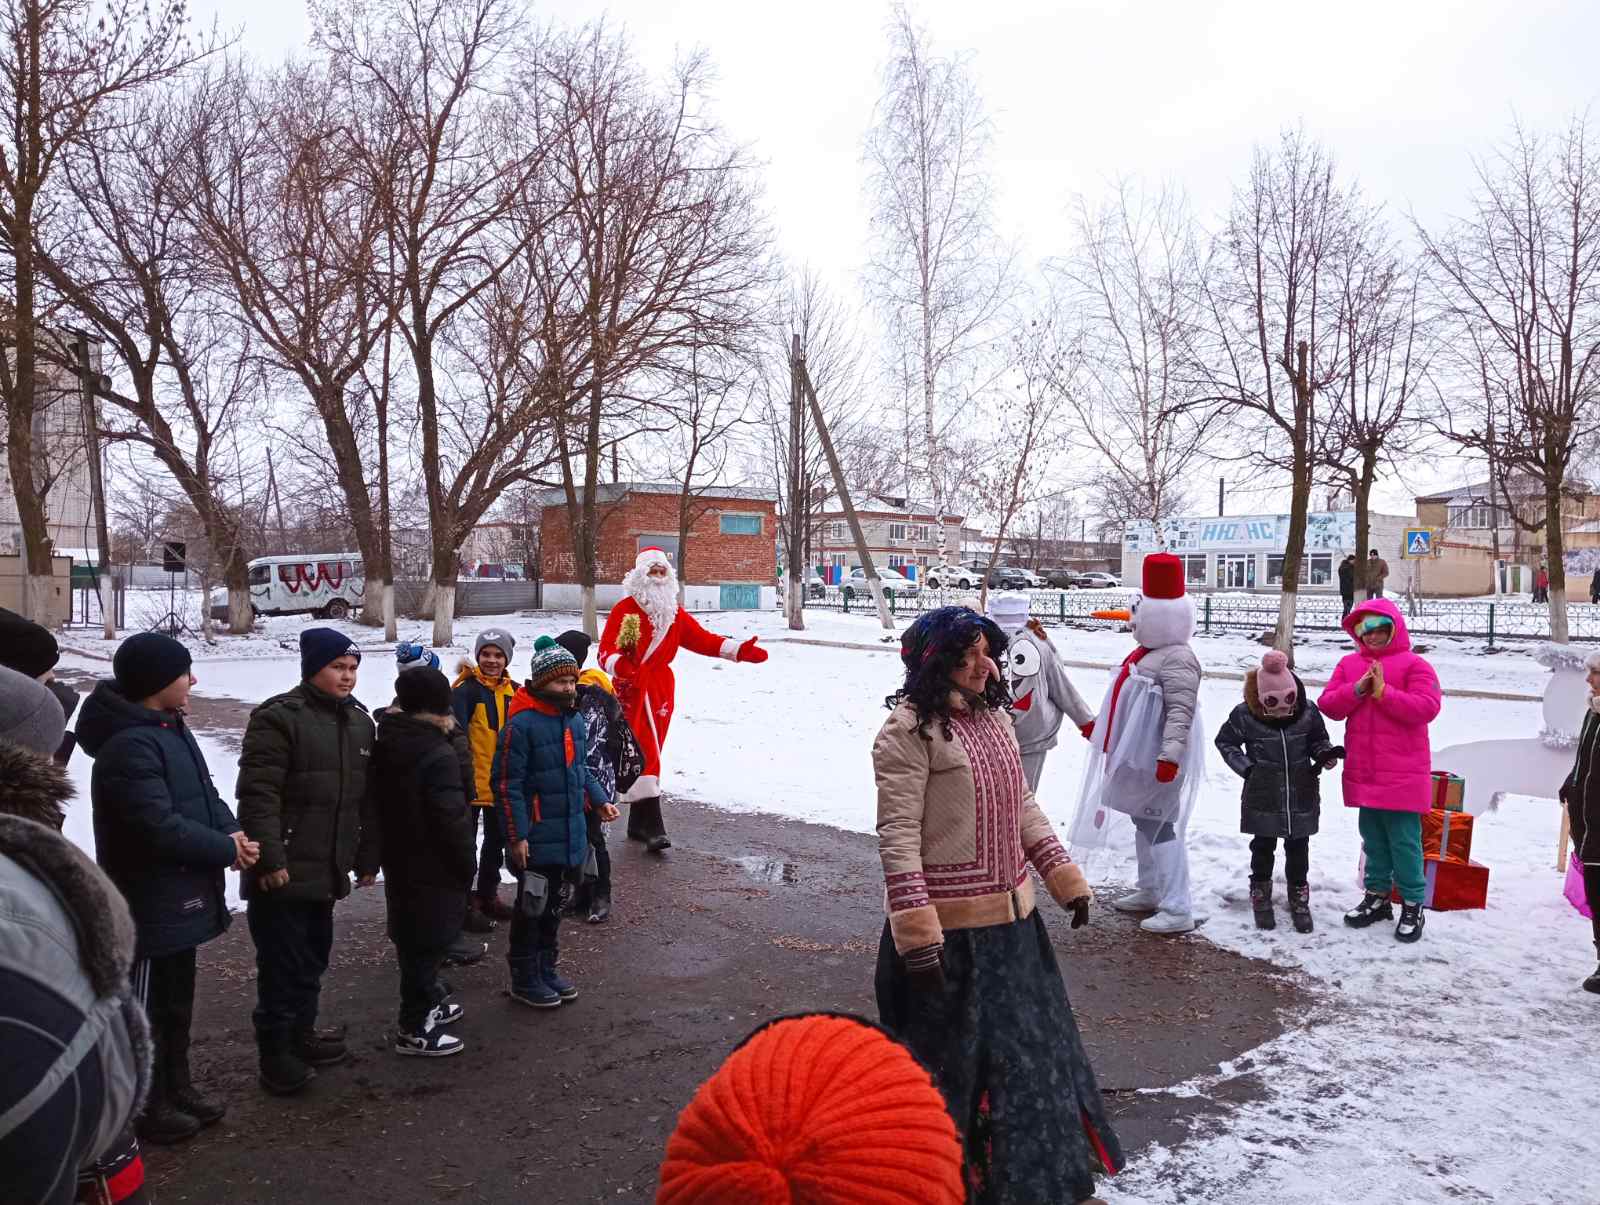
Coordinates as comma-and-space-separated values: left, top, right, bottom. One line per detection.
55, 606, 1598, 1202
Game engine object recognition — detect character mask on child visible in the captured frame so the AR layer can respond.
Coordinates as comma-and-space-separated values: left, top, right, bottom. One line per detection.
1003, 633, 1043, 712
1262, 686, 1297, 718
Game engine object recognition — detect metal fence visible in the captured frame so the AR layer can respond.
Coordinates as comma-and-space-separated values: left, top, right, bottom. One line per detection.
805, 586, 1600, 647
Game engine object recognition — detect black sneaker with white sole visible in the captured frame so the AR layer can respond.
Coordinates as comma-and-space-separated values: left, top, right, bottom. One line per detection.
395, 1016, 464, 1058
1394, 901, 1425, 943
428, 1001, 464, 1027
1343, 891, 1394, 929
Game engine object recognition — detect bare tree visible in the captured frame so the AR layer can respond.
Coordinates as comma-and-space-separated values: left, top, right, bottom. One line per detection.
975, 317, 1069, 611
1051, 181, 1212, 534
660, 346, 752, 599
1319, 224, 1428, 571
188, 59, 397, 626
863, 1, 1012, 512
1418, 116, 1600, 642
0, 0, 203, 619
530, 23, 768, 636
1194, 129, 1360, 649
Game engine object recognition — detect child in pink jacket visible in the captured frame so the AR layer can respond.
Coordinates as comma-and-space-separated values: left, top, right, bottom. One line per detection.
1316, 598, 1441, 943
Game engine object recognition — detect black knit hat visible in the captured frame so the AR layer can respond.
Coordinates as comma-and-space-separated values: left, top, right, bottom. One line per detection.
301, 627, 361, 681
554, 629, 592, 668
0, 606, 59, 678
112, 632, 193, 703
393, 665, 452, 716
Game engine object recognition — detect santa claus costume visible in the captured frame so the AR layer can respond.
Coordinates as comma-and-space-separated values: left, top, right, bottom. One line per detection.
598, 548, 768, 852
1067, 552, 1206, 934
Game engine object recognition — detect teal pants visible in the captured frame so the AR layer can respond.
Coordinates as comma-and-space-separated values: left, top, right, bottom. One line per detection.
1359, 808, 1425, 904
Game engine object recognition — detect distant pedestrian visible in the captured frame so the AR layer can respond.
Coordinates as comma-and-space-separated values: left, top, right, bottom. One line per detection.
237, 628, 375, 1096
1535, 563, 1550, 604
356, 666, 476, 1057
1589, 565, 1600, 605
1364, 549, 1389, 599
452, 629, 517, 926
1214, 649, 1342, 933
1318, 601, 1441, 944
1337, 555, 1357, 617
77, 633, 257, 1144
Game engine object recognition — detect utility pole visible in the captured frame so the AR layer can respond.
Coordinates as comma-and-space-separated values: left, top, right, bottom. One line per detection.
1218, 476, 1225, 517
797, 346, 893, 631
75, 336, 115, 639
786, 334, 806, 630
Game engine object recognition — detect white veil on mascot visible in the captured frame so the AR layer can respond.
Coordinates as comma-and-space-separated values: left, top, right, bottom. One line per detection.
1067, 552, 1205, 934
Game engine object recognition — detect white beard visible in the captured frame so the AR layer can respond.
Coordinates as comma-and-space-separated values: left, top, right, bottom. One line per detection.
625, 567, 679, 636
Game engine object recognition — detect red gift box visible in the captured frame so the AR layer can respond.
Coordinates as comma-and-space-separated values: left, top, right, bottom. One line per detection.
1430, 771, 1465, 811
1421, 808, 1473, 865
1390, 856, 1489, 911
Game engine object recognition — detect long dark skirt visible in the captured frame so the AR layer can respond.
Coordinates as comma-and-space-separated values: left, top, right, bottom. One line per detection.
876, 910, 1124, 1204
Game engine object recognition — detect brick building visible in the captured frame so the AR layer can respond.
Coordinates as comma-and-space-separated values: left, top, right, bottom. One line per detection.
540, 482, 777, 611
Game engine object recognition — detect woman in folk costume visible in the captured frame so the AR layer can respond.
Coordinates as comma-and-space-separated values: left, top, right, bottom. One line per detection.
873, 606, 1122, 1205
598, 548, 768, 853
1067, 552, 1206, 935
985, 592, 1095, 792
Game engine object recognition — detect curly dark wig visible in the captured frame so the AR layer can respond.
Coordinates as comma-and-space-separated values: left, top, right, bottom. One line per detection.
885, 606, 1011, 740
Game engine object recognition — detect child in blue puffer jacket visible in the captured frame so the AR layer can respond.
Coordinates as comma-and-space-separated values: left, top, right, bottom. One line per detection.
491, 636, 611, 1009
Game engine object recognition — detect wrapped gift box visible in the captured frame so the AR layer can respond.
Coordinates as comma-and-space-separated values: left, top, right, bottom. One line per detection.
1422, 807, 1473, 865
1391, 856, 1489, 911
1430, 771, 1465, 812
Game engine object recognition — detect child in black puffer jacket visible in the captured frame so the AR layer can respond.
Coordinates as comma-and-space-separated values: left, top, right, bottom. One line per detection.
1214, 649, 1343, 933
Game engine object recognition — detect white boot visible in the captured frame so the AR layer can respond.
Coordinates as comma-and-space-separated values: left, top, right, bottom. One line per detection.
1140, 829, 1195, 933
1141, 909, 1197, 934
1115, 827, 1162, 912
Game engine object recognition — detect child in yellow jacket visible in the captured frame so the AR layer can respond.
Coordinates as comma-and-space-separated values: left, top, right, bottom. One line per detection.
452, 629, 517, 923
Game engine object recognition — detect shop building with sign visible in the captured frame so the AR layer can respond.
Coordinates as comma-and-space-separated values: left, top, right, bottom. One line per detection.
1122, 511, 1417, 595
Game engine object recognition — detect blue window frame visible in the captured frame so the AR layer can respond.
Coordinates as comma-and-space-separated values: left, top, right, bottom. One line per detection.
719, 513, 762, 536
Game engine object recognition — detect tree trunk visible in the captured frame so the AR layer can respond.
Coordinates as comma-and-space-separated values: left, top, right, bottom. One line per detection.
1546, 475, 1570, 643
1275, 445, 1312, 651
432, 581, 457, 649
429, 513, 458, 648
224, 542, 252, 634
1353, 449, 1377, 566
676, 498, 692, 610
8, 192, 55, 623
312, 385, 383, 621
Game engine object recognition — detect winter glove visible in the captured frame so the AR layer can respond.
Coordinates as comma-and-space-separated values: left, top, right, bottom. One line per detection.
610, 653, 640, 680
904, 943, 946, 994
1068, 895, 1091, 929
736, 636, 768, 664
1078, 721, 1095, 741
1155, 759, 1179, 783
1316, 745, 1346, 772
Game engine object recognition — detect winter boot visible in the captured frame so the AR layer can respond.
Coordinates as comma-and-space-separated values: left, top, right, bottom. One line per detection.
257, 1033, 316, 1097
294, 1023, 349, 1068
1249, 879, 1276, 930
394, 1007, 464, 1058
1585, 963, 1600, 994
567, 884, 592, 918
540, 949, 578, 1002
633, 797, 672, 853
476, 891, 515, 922
1111, 889, 1160, 913
587, 892, 612, 924
1288, 883, 1314, 934
443, 934, 488, 967
136, 1059, 203, 1145
1394, 901, 1426, 943
166, 1045, 225, 1127
508, 955, 561, 1009
1343, 891, 1394, 929
462, 899, 496, 934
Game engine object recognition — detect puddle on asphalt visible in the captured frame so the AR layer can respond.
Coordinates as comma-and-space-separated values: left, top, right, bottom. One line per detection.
731, 856, 799, 885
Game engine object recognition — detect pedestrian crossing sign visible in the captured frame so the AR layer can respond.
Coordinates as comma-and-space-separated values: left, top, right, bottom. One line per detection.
1404, 528, 1434, 558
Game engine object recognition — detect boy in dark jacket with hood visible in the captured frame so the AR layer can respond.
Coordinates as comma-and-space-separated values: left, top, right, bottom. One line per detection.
236, 628, 376, 1096
492, 637, 610, 1008
355, 666, 477, 1056
1214, 649, 1342, 933
77, 633, 259, 1144
554, 629, 640, 923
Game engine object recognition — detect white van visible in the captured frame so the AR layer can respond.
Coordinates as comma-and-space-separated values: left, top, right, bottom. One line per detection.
210, 553, 366, 621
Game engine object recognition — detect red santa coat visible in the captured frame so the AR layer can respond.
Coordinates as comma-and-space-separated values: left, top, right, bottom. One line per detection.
598, 598, 740, 801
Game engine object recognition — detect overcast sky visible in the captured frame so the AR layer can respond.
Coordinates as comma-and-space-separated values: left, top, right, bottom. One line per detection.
192, 0, 1600, 518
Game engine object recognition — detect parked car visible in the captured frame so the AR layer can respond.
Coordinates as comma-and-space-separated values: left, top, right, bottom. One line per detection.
924, 562, 981, 590
1076, 571, 1122, 589
1045, 568, 1080, 589
806, 571, 826, 600
209, 553, 366, 622
841, 567, 920, 600
1009, 566, 1047, 588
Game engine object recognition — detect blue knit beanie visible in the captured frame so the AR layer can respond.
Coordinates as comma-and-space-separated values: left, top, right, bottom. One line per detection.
301, 627, 361, 680
526, 635, 578, 691
395, 642, 441, 672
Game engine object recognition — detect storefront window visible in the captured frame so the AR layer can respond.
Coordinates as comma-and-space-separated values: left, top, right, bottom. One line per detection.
1267, 553, 1335, 586
1182, 554, 1208, 584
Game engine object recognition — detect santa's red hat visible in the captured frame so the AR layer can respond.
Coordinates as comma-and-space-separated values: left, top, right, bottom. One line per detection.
635, 547, 674, 573
1142, 553, 1185, 600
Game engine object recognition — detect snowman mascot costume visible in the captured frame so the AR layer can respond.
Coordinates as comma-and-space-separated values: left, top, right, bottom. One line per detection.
986, 592, 1096, 791
1067, 552, 1205, 934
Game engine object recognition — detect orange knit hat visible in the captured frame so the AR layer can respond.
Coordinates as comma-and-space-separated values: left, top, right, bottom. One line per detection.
657, 1013, 965, 1205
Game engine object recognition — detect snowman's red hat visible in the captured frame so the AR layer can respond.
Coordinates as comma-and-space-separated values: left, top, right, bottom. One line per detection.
1142, 553, 1185, 600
